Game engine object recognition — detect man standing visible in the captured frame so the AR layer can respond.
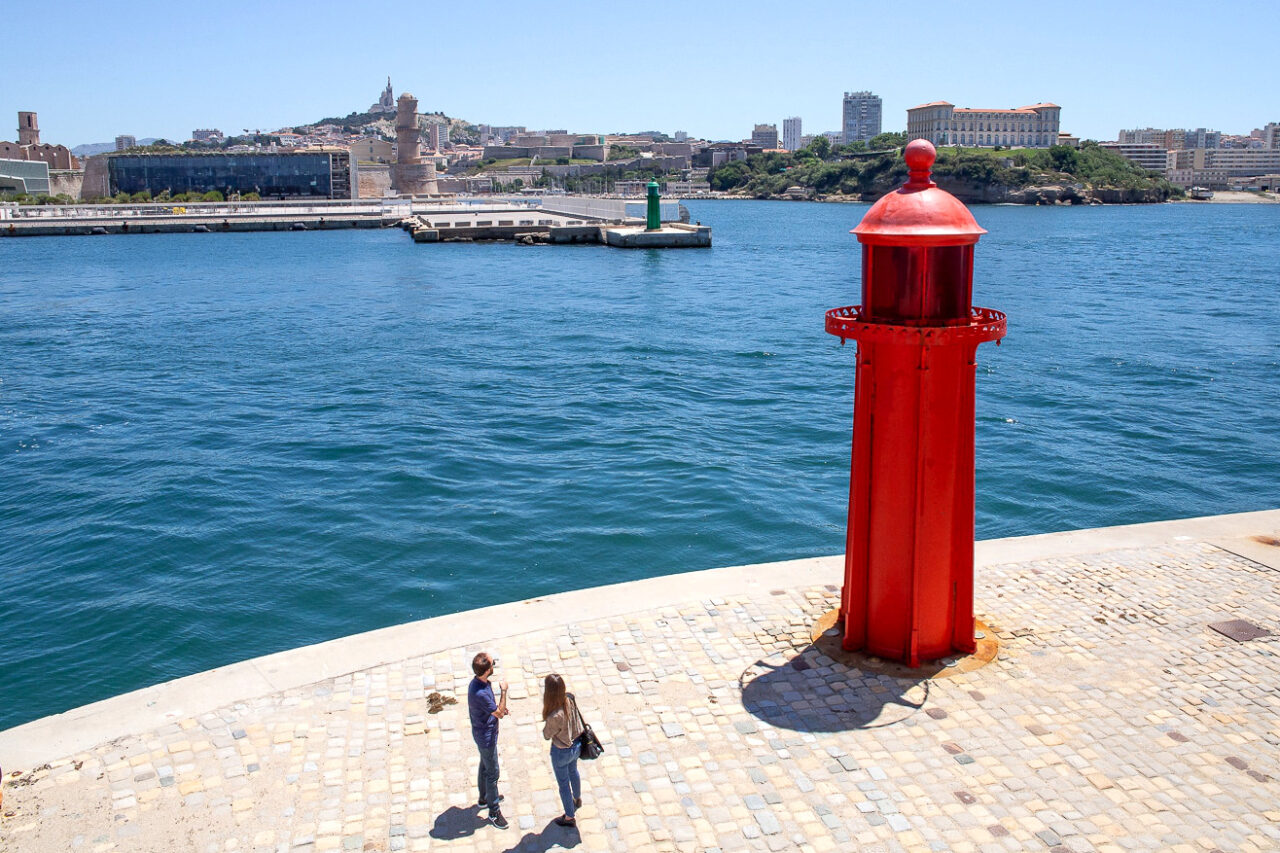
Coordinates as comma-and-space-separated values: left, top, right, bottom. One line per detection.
468, 651, 509, 829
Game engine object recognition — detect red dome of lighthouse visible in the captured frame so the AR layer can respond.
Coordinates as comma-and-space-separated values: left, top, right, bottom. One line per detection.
852, 140, 987, 247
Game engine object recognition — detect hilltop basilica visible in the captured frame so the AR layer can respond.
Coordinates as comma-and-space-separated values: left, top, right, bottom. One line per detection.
369, 78, 395, 115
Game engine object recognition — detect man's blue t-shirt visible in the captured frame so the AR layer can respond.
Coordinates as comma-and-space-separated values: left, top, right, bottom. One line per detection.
468, 677, 499, 748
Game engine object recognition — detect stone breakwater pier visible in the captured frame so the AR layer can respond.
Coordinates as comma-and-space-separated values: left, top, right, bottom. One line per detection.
401, 195, 711, 248
0, 196, 710, 247
0, 199, 405, 237
2, 510, 1278, 852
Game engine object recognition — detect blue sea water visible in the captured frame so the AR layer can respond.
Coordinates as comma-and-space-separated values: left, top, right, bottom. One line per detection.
1, 200, 1277, 730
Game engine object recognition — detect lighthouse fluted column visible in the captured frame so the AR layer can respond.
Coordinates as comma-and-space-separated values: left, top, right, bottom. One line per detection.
823, 140, 1006, 667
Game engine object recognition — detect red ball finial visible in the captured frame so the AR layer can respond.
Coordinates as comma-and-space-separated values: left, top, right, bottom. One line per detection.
904, 139, 937, 189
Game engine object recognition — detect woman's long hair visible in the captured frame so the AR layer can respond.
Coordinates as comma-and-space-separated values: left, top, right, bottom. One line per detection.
542, 673, 568, 721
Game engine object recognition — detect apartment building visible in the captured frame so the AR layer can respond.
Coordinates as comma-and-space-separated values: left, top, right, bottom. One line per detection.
1117, 127, 1220, 149
782, 117, 802, 151
1166, 147, 1280, 187
751, 123, 779, 149
841, 91, 882, 143
1099, 143, 1170, 173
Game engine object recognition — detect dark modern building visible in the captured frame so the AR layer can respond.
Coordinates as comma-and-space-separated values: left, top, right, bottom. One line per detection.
106, 150, 352, 198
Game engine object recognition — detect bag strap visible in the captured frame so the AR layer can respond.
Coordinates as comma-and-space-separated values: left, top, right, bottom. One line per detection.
570, 693, 587, 730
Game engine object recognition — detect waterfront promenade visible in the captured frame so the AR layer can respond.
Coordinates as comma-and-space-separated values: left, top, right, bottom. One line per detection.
1, 510, 1278, 853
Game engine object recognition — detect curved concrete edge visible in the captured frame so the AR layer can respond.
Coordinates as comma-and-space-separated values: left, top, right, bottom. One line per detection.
974, 507, 1280, 568
3, 508, 1277, 769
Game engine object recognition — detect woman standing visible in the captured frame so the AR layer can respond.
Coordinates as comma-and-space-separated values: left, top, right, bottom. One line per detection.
541, 674, 585, 828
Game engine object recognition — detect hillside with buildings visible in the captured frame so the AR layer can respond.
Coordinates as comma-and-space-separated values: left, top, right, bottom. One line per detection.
4, 81, 1276, 205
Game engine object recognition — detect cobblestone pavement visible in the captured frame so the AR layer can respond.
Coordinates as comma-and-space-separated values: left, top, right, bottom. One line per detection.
3, 540, 1279, 853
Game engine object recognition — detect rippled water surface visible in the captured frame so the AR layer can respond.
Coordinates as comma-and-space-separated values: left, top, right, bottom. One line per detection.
2, 201, 1277, 728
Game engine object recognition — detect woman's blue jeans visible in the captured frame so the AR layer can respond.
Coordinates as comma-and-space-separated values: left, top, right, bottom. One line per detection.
550, 741, 581, 817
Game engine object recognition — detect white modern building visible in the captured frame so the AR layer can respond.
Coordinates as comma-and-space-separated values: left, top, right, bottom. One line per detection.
907, 102, 1061, 148
842, 91, 881, 144
1166, 147, 1280, 187
782, 117, 802, 151
1099, 143, 1170, 172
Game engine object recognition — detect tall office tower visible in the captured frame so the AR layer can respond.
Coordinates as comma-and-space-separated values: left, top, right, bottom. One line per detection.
115, 135, 137, 151
842, 91, 882, 144
752, 123, 779, 149
782, 117, 802, 151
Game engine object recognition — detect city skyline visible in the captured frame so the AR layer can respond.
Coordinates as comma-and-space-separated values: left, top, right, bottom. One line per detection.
5, 0, 1279, 148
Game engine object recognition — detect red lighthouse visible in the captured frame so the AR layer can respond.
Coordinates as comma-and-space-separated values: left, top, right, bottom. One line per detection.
825, 140, 1006, 667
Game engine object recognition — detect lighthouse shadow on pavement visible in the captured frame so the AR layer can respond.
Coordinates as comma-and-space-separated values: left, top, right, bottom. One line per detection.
738, 635, 933, 733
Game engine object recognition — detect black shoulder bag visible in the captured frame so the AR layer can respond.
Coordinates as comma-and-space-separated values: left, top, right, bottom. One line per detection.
570, 696, 604, 760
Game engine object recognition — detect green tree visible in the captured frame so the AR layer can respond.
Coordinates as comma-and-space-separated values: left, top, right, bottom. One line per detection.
201, 190, 224, 202
708, 160, 753, 191
806, 136, 831, 161
867, 132, 908, 151
1048, 145, 1081, 175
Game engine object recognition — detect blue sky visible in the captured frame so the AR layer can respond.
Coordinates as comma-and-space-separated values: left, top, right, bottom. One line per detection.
6, 0, 1278, 147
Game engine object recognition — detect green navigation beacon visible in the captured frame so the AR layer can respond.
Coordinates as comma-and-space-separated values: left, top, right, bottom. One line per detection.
646, 180, 661, 231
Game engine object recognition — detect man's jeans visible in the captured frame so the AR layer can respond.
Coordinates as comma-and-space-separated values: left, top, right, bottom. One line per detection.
550, 741, 581, 818
476, 744, 500, 813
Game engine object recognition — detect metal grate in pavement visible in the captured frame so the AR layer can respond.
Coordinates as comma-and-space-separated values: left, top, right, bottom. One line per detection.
1208, 619, 1273, 642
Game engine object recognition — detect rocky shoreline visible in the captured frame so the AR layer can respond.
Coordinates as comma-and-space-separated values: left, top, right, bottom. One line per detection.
724, 186, 1280, 205
733, 182, 1172, 206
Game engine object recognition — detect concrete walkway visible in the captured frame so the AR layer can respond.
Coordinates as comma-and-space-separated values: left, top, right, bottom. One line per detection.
2, 510, 1279, 853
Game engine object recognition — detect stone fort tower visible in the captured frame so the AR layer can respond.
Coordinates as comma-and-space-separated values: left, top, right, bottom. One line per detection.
392, 93, 437, 196
18, 112, 39, 146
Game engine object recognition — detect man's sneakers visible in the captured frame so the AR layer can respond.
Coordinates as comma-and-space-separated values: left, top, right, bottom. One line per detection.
477, 794, 504, 808
490, 810, 509, 830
